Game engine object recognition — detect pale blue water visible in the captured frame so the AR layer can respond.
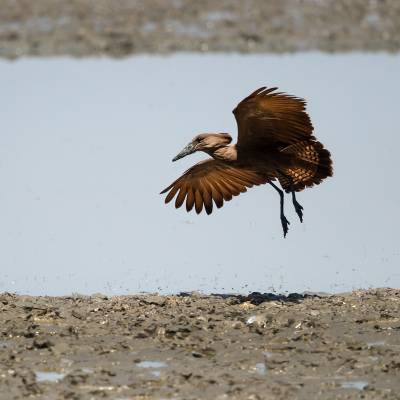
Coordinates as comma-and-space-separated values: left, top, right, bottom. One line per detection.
136, 360, 167, 378
1, 53, 399, 295
255, 362, 267, 376
136, 361, 168, 369
35, 371, 65, 382
341, 381, 368, 390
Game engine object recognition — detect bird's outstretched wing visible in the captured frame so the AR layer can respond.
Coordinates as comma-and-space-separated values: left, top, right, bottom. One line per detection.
233, 87, 316, 148
160, 159, 271, 214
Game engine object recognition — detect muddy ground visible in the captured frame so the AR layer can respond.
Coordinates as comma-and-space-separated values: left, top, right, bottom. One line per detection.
1, 0, 400, 59
0, 289, 399, 399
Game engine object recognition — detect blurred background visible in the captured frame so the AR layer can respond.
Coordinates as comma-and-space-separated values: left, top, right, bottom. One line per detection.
1, 0, 400, 57
1, 0, 399, 295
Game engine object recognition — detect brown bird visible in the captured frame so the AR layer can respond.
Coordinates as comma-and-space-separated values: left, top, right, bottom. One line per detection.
160, 87, 333, 237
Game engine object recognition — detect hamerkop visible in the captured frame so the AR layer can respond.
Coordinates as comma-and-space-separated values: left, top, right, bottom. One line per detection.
161, 87, 333, 237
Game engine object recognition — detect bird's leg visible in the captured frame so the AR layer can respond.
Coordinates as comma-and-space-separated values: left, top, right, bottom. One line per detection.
269, 182, 290, 238
291, 191, 304, 223
277, 170, 304, 223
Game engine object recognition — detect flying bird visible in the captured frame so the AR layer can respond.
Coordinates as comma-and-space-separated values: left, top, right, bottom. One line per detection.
160, 87, 333, 237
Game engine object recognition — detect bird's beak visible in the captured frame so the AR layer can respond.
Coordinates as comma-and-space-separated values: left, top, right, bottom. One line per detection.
172, 142, 196, 162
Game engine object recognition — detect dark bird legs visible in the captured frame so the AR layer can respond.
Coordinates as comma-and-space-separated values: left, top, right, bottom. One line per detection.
269, 181, 304, 237
291, 191, 304, 223
269, 182, 290, 237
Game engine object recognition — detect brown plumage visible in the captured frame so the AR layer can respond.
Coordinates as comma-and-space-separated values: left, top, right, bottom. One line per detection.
161, 87, 333, 237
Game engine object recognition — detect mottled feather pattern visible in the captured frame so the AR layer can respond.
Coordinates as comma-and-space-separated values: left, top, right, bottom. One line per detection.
279, 140, 333, 192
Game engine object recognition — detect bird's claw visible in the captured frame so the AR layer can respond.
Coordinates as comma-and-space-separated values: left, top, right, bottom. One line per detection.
293, 201, 304, 223
294, 202, 304, 222
281, 215, 290, 238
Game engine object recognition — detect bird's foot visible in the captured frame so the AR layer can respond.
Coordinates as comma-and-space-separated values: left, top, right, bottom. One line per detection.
281, 215, 290, 238
293, 200, 304, 223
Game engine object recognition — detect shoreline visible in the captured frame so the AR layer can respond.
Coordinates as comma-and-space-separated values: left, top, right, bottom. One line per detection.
1, 288, 399, 399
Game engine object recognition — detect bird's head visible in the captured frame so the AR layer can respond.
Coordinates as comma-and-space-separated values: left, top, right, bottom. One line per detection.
172, 133, 232, 162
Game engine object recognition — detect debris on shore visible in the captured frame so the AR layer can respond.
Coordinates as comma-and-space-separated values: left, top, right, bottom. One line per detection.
1, 288, 399, 399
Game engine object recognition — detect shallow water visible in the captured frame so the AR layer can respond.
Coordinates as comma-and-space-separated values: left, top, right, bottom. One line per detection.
136, 361, 168, 369
1, 53, 399, 295
341, 380, 368, 390
255, 362, 267, 376
367, 341, 386, 348
35, 371, 65, 382
136, 360, 167, 378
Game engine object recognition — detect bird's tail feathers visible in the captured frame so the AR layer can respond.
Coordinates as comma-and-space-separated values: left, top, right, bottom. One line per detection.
278, 140, 333, 192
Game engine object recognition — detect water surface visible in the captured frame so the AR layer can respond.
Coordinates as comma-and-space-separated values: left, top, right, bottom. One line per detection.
35, 371, 65, 382
1, 53, 399, 295
341, 380, 368, 390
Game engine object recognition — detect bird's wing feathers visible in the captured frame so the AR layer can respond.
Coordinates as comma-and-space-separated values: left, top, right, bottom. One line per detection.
160, 159, 270, 214
233, 87, 315, 147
